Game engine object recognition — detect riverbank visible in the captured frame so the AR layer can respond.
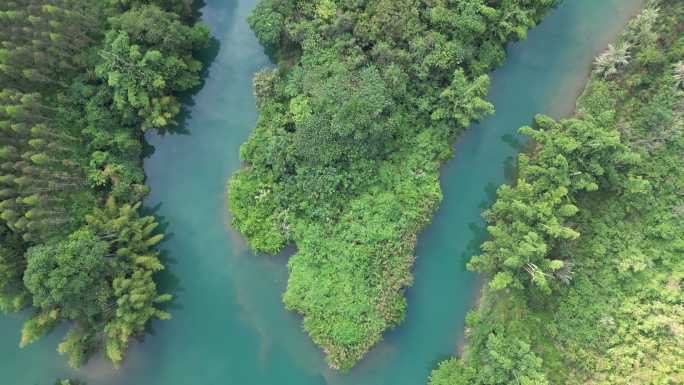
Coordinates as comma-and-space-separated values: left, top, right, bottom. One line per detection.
451, 0, 647, 368
429, 1, 684, 383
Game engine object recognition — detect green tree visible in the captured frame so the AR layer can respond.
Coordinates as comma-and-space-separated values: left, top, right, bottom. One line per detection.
96, 4, 208, 130
0, 227, 28, 312
290, 61, 394, 165
23, 228, 109, 320
248, 0, 285, 51
479, 333, 549, 385
594, 43, 632, 79
469, 114, 638, 293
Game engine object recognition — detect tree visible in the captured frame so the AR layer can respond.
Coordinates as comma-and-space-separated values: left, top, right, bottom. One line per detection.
0, 89, 83, 242
594, 43, 632, 79
0, 1, 98, 90
86, 196, 171, 367
479, 333, 549, 385
57, 326, 97, 368
96, 5, 208, 130
290, 61, 394, 165
469, 115, 638, 293
104, 269, 171, 367
674, 61, 684, 89
23, 228, 109, 320
248, 0, 285, 51
19, 308, 60, 348
0, 227, 28, 312
429, 359, 474, 385
111, 0, 194, 17
625, 5, 659, 46
434, 69, 494, 129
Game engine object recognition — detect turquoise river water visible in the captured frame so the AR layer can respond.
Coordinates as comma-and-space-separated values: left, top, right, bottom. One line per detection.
0, 0, 643, 384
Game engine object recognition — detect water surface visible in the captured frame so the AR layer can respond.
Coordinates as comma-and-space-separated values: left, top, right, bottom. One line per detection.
0, 1, 643, 384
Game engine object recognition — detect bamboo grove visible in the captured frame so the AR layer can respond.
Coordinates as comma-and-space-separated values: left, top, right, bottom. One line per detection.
430, 1, 684, 383
0, 0, 209, 367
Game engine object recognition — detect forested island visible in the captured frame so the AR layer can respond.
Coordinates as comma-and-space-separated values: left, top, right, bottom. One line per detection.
430, 1, 684, 383
228, 0, 558, 370
0, 0, 208, 368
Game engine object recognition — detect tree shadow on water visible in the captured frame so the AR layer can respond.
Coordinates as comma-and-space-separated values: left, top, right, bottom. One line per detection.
458, 222, 489, 271
481, 182, 499, 211
503, 155, 517, 182
153, 34, 222, 137
190, 0, 207, 21
501, 132, 526, 152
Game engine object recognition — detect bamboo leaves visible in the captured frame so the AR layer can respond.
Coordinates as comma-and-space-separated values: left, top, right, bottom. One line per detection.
469, 115, 639, 293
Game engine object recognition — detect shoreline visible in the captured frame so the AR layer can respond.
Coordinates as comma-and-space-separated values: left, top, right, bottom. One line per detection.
448, 0, 647, 364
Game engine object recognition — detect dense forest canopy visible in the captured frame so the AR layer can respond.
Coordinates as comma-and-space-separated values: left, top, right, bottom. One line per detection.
229, 0, 558, 370
0, 0, 208, 368
430, 1, 684, 383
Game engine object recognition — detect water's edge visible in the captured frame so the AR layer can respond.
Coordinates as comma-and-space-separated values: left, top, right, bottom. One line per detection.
452, 0, 646, 361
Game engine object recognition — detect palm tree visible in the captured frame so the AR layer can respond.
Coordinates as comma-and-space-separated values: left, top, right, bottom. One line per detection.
594, 43, 632, 79
674, 61, 684, 89
626, 5, 659, 45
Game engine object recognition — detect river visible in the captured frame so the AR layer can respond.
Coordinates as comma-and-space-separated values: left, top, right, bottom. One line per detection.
0, 0, 643, 384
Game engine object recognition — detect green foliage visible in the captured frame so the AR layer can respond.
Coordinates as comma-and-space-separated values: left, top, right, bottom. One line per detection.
480, 333, 548, 385
0, 0, 207, 368
20, 308, 60, 348
57, 326, 98, 368
96, 4, 209, 130
0, 225, 29, 312
431, 2, 684, 384
111, 0, 194, 17
435, 70, 493, 128
230, 0, 559, 371
429, 359, 471, 385
289, 62, 394, 165
594, 43, 632, 79
105, 269, 171, 367
248, 0, 285, 51
24, 228, 109, 320
468, 115, 639, 293
227, 169, 289, 254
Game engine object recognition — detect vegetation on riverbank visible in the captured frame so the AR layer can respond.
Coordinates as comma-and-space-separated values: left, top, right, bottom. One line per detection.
0, 0, 208, 367
430, 1, 684, 383
228, 0, 559, 370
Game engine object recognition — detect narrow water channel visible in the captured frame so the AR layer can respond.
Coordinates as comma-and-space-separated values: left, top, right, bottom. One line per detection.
0, 1, 643, 384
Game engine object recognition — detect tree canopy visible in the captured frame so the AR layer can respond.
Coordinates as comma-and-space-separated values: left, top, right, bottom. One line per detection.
24, 229, 109, 320
229, 0, 559, 370
0, 0, 208, 368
